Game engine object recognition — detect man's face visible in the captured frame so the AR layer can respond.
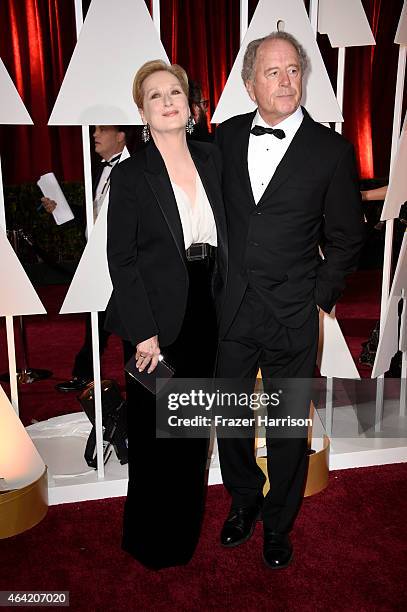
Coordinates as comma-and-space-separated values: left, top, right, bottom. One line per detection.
93, 126, 125, 160
245, 38, 302, 126
191, 100, 209, 125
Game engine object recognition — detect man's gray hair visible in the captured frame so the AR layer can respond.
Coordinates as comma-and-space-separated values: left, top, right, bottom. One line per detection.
241, 31, 309, 84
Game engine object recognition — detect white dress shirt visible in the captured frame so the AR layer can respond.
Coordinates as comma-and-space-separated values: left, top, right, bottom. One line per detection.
93, 152, 122, 221
171, 173, 218, 250
248, 106, 304, 204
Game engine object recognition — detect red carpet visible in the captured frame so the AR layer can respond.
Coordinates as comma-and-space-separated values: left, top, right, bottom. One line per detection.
0, 269, 382, 426
1, 465, 406, 611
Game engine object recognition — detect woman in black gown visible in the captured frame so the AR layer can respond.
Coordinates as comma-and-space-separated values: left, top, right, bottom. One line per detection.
105, 60, 227, 570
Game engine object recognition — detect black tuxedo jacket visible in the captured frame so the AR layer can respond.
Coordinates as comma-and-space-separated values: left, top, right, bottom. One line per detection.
215, 108, 365, 336
104, 139, 227, 348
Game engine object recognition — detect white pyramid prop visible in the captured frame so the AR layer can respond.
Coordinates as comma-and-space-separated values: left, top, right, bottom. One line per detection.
318, 312, 360, 378
211, 0, 342, 124
60, 148, 130, 314
48, 0, 169, 125
395, 1, 407, 44
0, 230, 46, 316
318, 0, 375, 47
372, 234, 407, 377
0, 385, 45, 489
381, 113, 407, 220
0, 59, 33, 125
0, 59, 39, 314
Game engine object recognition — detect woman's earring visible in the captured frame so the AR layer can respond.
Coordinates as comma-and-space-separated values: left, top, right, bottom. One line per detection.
142, 123, 150, 143
186, 116, 195, 135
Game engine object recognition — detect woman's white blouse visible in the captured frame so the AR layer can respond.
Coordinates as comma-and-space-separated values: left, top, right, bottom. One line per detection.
171, 173, 218, 250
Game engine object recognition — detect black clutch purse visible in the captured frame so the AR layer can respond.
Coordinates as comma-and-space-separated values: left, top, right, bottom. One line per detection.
124, 356, 174, 394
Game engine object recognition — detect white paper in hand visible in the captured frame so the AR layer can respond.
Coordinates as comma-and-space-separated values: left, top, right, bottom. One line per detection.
37, 173, 75, 225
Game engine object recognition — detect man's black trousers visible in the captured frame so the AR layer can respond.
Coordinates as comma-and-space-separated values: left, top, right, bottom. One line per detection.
216, 286, 319, 534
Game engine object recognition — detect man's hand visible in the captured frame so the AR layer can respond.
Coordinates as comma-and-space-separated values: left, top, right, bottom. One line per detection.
135, 335, 160, 373
41, 197, 57, 213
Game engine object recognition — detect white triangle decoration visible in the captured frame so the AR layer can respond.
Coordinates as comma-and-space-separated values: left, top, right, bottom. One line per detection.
0, 385, 45, 489
381, 112, 407, 220
395, 0, 407, 44
318, 312, 360, 379
372, 234, 407, 377
0, 230, 46, 316
0, 58, 33, 125
318, 0, 375, 47
59, 148, 130, 314
0, 57, 40, 317
211, 0, 343, 124
48, 0, 169, 126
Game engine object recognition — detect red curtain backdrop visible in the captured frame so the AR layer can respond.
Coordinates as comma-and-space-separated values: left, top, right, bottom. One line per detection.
342, 0, 405, 179
0, 0, 83, 184
159, 0, 240, 131
0, 0, 405, 185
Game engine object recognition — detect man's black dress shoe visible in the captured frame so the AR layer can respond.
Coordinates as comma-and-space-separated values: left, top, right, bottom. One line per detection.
220, 498, 263, 548
263, 529, 293, 569
55, 376, 92, 392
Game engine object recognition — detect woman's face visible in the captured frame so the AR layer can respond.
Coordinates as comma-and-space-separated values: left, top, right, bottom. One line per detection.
140, 70, 189, 136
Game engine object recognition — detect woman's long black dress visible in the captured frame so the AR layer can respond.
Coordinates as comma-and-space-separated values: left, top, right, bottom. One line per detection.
122, 256, 218, 570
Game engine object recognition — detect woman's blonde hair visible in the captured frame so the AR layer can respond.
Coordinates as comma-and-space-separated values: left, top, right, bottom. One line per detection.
133, 60, 189, 108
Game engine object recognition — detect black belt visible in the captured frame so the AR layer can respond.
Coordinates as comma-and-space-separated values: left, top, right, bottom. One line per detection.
185, 242, 216, 261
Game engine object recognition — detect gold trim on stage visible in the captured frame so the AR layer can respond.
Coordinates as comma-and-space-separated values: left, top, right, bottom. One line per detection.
304, 435, 330, 497
0, 468, 48, 539
256, 435, 330, 499
256, 401, 330, 498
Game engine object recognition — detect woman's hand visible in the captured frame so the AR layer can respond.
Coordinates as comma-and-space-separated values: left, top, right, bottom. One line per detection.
135, 335, 161, 373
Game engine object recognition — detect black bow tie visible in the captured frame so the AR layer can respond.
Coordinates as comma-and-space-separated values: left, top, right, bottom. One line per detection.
100, 154, 121, 168
251, 125, 286, 139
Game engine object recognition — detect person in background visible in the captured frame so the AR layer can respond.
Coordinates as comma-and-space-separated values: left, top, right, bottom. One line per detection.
42, 126, 129, 392
361, 185, 388, 201
359, 183, 405, 374
188, 79, 212, 142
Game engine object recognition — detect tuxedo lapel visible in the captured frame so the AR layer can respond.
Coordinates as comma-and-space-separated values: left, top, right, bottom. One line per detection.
257, 109, 314, 206
233, 112, 257, 209
92, 163, 104, 199
143, 139, 228, 273
143, 142, 187, 266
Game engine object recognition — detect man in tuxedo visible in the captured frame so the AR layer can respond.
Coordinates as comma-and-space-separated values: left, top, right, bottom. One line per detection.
42, 125, 128, 391
215, 32, 365, 569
